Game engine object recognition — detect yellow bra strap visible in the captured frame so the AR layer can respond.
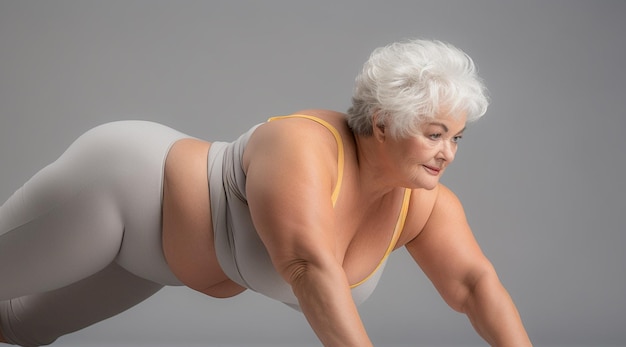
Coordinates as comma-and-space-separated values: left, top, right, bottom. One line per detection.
267, 115, 345, 206
349, 188, 412, 288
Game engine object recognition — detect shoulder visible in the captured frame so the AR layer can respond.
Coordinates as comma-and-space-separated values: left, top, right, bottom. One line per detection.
267, 109, 353, 142
243, 110, 350, 171
242, 111, 350, 200
430, 184, 466, 221
397, 184, 466, 246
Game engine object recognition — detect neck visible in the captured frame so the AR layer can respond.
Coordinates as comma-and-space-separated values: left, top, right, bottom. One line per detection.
353, 134, 397, 200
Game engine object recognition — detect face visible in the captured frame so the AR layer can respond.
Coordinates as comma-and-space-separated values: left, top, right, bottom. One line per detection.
379, 111, 467, 190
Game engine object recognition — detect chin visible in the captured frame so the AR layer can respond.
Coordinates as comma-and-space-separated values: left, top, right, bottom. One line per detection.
421, 182, 439, 190
408, 179, 439, 191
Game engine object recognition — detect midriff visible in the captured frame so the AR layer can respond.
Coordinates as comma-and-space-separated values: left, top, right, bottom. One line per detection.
161, 138, 245, 298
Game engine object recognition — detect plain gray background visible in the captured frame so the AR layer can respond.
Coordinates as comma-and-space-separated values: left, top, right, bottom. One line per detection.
1, 1, 624, 346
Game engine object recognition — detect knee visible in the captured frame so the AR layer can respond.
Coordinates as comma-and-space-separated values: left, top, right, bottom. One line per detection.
0, 300, 58, 347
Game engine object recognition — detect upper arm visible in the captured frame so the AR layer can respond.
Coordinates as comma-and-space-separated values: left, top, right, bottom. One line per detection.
243, 119, 340, 284
406, 184, 496, 312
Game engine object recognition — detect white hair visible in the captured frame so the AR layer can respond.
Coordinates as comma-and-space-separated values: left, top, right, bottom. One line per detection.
346, 39, 489, 138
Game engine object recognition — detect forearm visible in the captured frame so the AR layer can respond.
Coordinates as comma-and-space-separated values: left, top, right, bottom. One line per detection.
463, 275, 532, 347
291, 263, 372, 347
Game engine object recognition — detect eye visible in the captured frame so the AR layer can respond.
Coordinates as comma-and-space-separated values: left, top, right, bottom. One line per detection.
452, 134, 463, 143
429, 133, 442, 140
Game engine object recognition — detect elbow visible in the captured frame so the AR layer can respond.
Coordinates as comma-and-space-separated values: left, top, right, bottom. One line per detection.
446, 265, 499, 314
283, 258, 312, 287
279, 256, 345, 294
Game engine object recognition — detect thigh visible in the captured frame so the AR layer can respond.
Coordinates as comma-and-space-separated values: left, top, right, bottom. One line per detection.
104, 121, 189, 285
0, 149, 125, 300
0, 121, 188, 300
0, 262, 163, 346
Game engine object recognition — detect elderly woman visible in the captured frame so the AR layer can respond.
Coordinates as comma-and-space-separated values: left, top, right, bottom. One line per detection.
0, 39, 531, 346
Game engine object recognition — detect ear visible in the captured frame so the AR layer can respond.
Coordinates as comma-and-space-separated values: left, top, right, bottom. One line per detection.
372, 112, 386, 142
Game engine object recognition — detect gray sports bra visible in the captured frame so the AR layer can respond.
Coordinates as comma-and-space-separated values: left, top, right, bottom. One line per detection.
207, 115, 411, 311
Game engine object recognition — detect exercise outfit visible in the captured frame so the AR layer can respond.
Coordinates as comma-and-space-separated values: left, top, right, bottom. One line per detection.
0, 121, 188, 346
0, 115, 411, 346
209, 115, 412, 310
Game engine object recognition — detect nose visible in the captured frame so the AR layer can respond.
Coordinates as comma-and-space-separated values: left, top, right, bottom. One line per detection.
437, 140, 456, 163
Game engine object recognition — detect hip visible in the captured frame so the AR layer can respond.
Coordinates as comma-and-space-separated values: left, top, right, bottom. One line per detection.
162, 138, 246, 297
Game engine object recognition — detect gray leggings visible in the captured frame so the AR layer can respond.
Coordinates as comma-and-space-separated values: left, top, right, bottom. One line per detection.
0, 121, 189, 346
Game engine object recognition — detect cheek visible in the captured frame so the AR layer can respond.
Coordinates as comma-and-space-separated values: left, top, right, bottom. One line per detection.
394, 138, 435, 167
410, 141, 438, 161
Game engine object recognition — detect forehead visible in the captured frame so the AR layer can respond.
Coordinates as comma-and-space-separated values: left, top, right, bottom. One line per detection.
423, 110, 467, 130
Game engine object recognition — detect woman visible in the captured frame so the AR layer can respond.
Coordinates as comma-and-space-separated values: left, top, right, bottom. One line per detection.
0, 39, 532, 346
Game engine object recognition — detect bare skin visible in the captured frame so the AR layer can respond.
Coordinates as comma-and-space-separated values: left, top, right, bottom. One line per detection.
161, 137, 245, 298
0, 109, 530, 345
161, 110, 416, 298
160, 109, 531, 346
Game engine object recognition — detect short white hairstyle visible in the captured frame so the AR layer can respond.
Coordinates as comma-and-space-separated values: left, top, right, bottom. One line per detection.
346, 39, 489, 138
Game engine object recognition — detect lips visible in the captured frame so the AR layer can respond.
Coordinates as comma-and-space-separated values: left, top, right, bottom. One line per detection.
423, 165, 441, 175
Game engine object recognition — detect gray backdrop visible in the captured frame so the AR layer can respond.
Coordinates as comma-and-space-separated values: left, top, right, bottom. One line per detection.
1, 1, 624, 346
